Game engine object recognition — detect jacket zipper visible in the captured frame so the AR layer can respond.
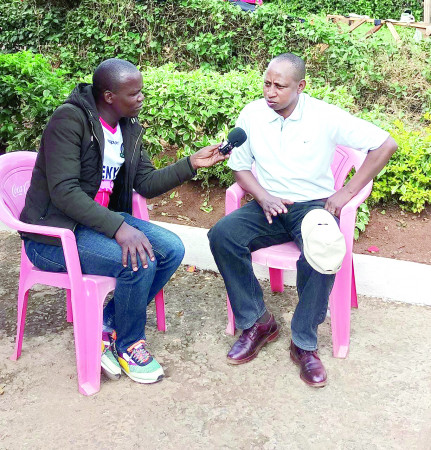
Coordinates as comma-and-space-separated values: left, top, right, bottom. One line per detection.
70, 108, 103, 233
126, 124, 144, 211
131, 126, 143, 164
87, 109, 102, 151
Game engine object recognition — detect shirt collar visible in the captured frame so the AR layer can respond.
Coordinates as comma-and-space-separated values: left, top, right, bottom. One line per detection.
264, 93, 305, 123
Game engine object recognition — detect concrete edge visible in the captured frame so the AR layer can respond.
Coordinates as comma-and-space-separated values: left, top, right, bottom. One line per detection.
1, 220, 429, 307
151, 221, 431, 307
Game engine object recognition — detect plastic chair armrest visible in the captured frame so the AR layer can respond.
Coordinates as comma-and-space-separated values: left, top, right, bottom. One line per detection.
13, 220, 75, 241
339, 181, 373, 217
225, 183, 247, 216
132, 191, 149, 222
339, 181, 373, 238
16, 221, 84, 286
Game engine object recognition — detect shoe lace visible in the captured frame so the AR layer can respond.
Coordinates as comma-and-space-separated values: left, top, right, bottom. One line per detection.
127, 340, 151, 364
102, 332, 112, 354
297, 347, 319, 362
246, 323, 260, 341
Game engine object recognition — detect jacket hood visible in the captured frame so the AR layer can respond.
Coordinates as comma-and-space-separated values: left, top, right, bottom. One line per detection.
63, 83, 142, 137
64, 83, 99, 121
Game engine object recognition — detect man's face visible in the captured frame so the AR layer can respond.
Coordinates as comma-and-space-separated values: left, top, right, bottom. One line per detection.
108, 71, 144, 119
263, 61, 305, 119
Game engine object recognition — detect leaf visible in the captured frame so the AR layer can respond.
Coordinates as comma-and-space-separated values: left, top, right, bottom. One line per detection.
169, 191, 176, 199
200, 202, 213, 213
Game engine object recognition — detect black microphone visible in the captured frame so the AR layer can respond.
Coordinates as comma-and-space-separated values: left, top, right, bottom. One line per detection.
218, 127, 247, 155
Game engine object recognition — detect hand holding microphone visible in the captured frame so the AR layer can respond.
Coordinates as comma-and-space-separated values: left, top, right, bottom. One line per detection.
188, 127, 247, 170
218, 127, 247, 155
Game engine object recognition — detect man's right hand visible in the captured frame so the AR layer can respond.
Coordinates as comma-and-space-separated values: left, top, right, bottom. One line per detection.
114, 222, 155, 271
256, 193, 293, 224
234, 170, 292, 224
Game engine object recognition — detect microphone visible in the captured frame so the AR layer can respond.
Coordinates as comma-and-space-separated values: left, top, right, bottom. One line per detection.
218, 127, 247, 155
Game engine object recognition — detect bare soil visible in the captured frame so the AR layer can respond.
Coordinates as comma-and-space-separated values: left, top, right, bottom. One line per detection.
148, 180, 431, 265
1, 231, 431, 448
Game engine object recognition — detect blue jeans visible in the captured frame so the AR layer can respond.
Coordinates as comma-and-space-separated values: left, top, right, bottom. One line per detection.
24, 213, 185, 352
208, 200, 335, 351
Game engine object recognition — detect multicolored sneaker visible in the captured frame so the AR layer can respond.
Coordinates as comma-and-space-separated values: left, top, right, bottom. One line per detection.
117, 340, 164, 384
101, 331, 121, 381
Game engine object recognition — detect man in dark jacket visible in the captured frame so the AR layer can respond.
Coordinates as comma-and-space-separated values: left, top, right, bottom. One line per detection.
20, 58, 227, 384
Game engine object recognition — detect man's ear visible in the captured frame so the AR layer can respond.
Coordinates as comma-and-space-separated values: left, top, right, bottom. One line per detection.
103, 90, 114, 105
297, 79, 306, 94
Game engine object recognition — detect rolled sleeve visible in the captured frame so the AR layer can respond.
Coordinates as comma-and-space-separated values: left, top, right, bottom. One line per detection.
331, 107, 390, 153
227, 113, 255, 171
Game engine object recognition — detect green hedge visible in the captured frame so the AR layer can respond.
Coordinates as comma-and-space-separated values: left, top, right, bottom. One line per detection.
372, 117, 431, 213
0, 51, 74, 152
2, 51, 430, 213
2, 0, 430, 125
271, 0, 422, 20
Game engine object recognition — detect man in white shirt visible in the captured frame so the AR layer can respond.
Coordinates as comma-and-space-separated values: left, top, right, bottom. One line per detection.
208, 53, 397, 387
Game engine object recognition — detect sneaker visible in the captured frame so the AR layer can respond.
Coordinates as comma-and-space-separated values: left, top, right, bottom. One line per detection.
117, 340, 164, 384
101, 331, 121, 381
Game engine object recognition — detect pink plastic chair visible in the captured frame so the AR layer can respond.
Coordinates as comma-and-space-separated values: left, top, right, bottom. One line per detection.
224, 145, 373, 358
0, 151, 166, 395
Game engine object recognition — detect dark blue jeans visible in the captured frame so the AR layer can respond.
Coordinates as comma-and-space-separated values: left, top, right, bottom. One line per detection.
24, 213, 185, 352
208, 200, 335, 351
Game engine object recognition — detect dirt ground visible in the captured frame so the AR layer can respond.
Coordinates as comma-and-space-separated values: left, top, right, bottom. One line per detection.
1, 231, 431, 449
148, 180, 431, 265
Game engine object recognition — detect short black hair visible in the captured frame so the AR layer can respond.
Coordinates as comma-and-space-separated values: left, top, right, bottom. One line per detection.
269, 53, 306, 81
92, 58, 140, 100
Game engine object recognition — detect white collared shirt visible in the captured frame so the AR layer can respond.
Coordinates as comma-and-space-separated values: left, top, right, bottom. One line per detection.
228, 93, 389, 202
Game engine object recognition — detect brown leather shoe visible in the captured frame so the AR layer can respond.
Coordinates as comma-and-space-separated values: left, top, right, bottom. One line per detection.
227, 314, 279, 365
290, 341, 327, 387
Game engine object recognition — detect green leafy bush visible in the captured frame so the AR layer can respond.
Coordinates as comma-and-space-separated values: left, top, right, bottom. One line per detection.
54, 0, 307, 74
138, 64, 263, 186
354, 202, 370, 240
0, 51, 74, 151
1, 51, 430, 215
2, 0, 431, 122
269, 0, 422, 22
371, 117, 431, 213
0, 0, 67, 54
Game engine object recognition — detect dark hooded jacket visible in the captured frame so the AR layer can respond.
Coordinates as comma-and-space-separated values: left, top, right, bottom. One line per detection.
20, 83, 196, 246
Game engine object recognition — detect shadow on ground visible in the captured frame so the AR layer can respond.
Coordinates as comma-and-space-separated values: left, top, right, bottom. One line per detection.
0, 231, 430, 449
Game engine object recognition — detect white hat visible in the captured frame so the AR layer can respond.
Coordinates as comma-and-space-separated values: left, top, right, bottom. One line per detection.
301, 209, 346, 274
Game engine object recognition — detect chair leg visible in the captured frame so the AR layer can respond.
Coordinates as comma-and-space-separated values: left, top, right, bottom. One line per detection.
225, 295, 236, 336
71, 281, 106, 396
269, 268, 284, 292
329, 261, 352, 359
351, 261, 358, 308
10, 288, 29, 361
155, 289, 166, 332
66, 289, 73, 322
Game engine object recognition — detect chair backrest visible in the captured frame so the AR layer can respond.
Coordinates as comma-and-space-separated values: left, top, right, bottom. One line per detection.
331, 145, 367, 191
0, 151, 37, 228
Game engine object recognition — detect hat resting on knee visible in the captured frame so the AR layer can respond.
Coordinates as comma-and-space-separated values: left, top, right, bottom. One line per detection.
301, 209, 346, 274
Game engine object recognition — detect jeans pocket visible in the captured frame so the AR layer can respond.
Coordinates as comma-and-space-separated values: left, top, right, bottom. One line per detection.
30, 249, 67, 273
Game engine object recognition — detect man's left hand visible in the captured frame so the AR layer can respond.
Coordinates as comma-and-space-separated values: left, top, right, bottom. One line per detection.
189, 144, 229, 170
325, 189, 353, 217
